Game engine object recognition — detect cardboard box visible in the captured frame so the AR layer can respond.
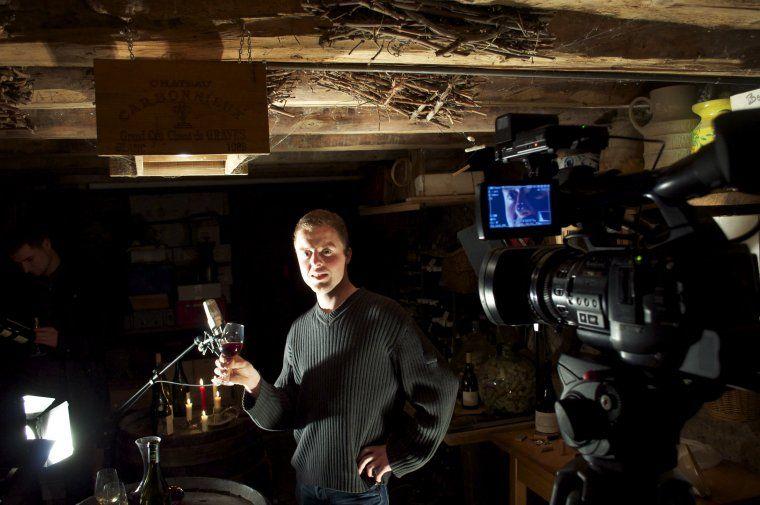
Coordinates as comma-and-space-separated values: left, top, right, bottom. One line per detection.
131, 309, 175, 330
222, 284, 232, 304
127, 265, 173, 295
175, 298, 226, 327
130, 294, 171, 311
171, 246, 200, 265
218, 265, 233, 286
214, 244, 232, 263
152, 223, 189, 248
193, 220, 220, 245
129, 193, 229, 222
414, 171, 484, 196
177, 283, 222, 301
129, 246, 168, 264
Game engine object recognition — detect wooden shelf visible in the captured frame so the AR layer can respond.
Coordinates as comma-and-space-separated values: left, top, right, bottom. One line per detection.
689, 191, 760, 208
123, 324, 200, 337
359, 194, 475, 216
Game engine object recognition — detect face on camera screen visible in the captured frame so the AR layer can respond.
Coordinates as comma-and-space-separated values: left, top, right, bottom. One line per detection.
487, 184, 552, 229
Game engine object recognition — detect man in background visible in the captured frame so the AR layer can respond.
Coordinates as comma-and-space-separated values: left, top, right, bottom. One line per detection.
214, 209, 458, 504
3, 224, 109, 502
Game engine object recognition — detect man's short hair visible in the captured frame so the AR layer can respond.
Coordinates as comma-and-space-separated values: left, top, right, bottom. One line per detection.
293, 210, 350, 251
4, 222, 50, 256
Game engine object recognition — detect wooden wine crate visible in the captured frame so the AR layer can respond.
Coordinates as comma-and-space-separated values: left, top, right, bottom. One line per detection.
94, 59, 270, 156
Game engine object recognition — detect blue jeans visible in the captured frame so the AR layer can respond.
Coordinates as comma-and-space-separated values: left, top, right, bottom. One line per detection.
296, 483, 389, 505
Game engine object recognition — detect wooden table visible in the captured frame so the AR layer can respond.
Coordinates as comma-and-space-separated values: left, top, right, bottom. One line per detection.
491, 428, 574, 505
444, 418, 533, 505
491, 427, 760, 505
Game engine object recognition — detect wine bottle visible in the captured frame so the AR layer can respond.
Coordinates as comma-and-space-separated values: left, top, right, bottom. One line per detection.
150, 353, 171, 435
535, 362, 559, 434
137, 439, 171, 505
171, 360, 189, 416
461, 352, 480, 409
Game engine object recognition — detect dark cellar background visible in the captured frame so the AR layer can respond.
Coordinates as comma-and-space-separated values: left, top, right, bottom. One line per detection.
0, 177, 509, 504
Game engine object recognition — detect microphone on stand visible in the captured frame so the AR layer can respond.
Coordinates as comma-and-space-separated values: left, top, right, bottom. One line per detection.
195, 299, 225, 355
203, 299, 225, 337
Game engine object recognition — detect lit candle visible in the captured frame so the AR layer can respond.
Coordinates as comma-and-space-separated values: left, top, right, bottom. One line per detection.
199, 379, 207, 413
201, 410, 209, 432
214, 391, 222, 414
185, 397, 193, 423
165, 407, 174, 436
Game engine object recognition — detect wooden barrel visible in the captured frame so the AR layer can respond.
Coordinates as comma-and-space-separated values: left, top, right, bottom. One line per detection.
78, 477, 270, 504
116, 409, 271, 494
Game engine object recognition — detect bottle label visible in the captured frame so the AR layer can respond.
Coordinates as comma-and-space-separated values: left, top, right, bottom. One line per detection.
462, 391, 479, 407
535, 411, 559, 434
149, 444, 160, 463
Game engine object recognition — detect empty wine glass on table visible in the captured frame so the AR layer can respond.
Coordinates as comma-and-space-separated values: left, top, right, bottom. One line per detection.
108, 482, 127, 505
94, 468, 126, 504
219, 322, 245, 382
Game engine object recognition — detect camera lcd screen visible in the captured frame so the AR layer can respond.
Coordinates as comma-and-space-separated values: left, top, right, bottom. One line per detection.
488, 184, 553, 229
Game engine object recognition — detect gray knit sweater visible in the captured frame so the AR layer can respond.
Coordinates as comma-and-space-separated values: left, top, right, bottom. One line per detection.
243, 288, 458, 492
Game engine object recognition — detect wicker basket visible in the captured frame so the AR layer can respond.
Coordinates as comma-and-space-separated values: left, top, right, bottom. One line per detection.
441, 248, 477, 294
704, 388, 760, 422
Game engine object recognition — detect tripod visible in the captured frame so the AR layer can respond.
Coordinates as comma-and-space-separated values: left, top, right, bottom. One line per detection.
549, 354, 719, 505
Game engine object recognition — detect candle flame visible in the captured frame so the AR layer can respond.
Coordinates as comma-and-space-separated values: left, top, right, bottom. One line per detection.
200, 378, 204, 386
215, 391, 220, 398
186, 398, 191, 405
202, 410, 207, 416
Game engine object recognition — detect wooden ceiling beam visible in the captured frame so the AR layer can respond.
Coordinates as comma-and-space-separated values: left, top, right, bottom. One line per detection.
19, 67, 647, 111
124, 0, 307, 18
4, 0, 755, 33
1, 105, 610, 140
0, 11, 756, 76
0, 36, 751, 77
268, 132, 491, 152
0, 132, 486, 156
469, 0, 759, 30
0, 146, 469, 172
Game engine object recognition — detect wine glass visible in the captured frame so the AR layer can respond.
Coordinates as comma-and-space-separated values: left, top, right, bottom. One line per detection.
220, 322, 245, 381
94, 468, 122, 504
104, 482, 127, 504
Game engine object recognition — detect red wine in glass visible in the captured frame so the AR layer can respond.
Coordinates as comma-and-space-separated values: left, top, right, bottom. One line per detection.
219, 323, 245, 380
221, 342, 243, 363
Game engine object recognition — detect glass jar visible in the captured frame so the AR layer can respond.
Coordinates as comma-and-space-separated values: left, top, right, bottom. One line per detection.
479, 344, 535, 416
450, 320, 495, 376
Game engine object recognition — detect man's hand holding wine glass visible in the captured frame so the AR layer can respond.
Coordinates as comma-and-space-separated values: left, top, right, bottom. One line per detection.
212, 355, 261, 395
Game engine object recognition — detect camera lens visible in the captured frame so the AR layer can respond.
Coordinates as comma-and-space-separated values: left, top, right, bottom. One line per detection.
479, 245, 586, 327
479, 247, 536, 325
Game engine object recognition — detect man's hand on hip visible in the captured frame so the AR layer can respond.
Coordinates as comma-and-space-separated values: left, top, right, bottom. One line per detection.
34, 327, 59, 348
213, 355, 261, 395
357, 445, 391, 484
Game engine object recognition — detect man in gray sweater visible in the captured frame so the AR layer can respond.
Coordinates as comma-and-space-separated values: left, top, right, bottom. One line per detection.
213, 209, 458, 504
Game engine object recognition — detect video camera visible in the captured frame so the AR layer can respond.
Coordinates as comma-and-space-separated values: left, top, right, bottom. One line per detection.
473, 110, 760, 505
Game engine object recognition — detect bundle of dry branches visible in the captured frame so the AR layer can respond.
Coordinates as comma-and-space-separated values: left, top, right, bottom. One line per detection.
302, 0, 554, 60
0, 67, 32, 130
308, 71, 485, 126
267, 69, 300, 117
